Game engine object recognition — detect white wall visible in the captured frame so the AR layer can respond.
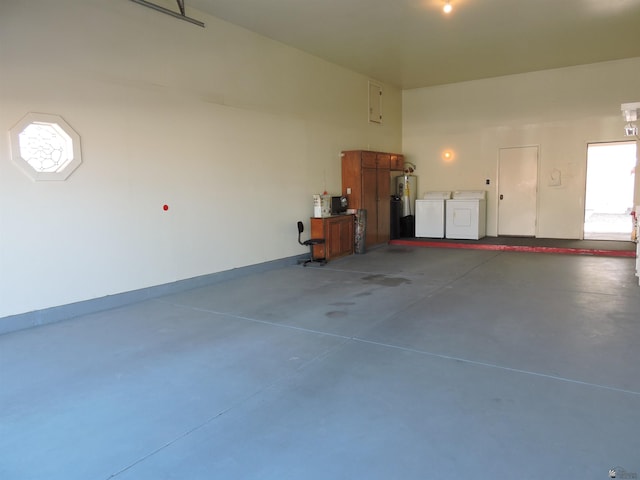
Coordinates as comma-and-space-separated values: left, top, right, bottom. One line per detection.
403, 58, 640, 238
0, 0, 402, 319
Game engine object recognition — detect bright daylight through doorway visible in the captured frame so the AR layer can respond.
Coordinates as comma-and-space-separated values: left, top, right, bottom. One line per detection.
584, 141, 637, 241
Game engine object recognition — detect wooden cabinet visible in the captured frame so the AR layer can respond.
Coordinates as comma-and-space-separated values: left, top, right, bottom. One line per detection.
310, 215, 354, 261
342, 150, 402, 247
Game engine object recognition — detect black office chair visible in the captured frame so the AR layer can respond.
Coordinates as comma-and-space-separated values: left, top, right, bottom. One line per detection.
297, 221, 326, 267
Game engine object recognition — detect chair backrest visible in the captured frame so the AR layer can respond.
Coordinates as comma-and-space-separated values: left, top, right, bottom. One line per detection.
297, 221, 304, 245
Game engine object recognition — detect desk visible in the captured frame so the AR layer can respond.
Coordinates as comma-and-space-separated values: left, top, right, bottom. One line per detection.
310, 215, 354, 261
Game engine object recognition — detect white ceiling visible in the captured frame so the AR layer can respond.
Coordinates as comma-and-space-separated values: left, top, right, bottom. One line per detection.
186, 0, 640, 89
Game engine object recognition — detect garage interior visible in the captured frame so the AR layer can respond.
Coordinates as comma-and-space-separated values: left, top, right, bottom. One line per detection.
1, 1, 640, 479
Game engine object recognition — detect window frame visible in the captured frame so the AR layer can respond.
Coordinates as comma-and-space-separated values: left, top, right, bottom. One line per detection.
9, 112, 82, 181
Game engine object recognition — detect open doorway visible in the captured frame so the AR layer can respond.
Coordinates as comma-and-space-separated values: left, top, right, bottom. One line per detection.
584, 141, 636, 241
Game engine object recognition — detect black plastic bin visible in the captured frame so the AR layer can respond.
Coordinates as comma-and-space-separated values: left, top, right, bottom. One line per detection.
399, 215, 415, 238
390, 195, 402, 240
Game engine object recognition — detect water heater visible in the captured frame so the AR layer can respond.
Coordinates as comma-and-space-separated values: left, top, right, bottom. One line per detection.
394, 174, 417, 217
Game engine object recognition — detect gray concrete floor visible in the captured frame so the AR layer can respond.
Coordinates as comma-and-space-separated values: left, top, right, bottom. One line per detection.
1, 246, 639, 480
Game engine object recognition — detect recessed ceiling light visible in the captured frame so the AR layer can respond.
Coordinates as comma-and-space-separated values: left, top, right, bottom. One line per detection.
443, 1, 453, 13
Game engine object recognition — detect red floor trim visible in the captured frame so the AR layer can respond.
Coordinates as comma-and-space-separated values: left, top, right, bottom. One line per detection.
388, 239, 636, 258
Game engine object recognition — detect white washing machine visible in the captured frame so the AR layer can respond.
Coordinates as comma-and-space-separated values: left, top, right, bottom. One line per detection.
445, 190, 487, 240
415, 191, 451, 238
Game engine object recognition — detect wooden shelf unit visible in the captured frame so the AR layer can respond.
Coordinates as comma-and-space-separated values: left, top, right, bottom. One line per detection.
341, 150, 404, 248
310, 215, 355, 261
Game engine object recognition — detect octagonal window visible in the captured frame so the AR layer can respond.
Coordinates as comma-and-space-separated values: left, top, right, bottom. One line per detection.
10, 113, 82, 181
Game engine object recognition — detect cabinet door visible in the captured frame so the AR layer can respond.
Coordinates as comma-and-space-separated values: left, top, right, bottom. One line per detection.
327, 219, 342, 259
310, 218, 326, 260
361, 151, 377, 168
376, 153, 390, 169
340, 216, 354, 255
362, 167, 378, 247
390, 154, 404, 171
376, 167, 390, 243
342, 152, 362, 210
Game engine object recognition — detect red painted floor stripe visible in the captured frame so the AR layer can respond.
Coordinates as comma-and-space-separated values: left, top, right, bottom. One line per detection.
388, 239, 636, 258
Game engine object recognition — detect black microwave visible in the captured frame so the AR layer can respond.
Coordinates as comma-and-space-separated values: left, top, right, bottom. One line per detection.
331, 196, 348, 215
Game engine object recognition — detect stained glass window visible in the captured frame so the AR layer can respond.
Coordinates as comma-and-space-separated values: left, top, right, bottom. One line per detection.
10, 113, 82, 181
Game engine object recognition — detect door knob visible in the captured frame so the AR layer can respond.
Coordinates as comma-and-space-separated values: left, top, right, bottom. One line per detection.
499, 194, 504, 200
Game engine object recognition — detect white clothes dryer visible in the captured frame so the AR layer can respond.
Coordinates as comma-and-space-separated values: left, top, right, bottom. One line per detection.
415, 191, 451, 238
445, 190, 487, 240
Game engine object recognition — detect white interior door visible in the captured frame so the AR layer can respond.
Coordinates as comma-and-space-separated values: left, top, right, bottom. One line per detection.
498, 146, 538, 236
